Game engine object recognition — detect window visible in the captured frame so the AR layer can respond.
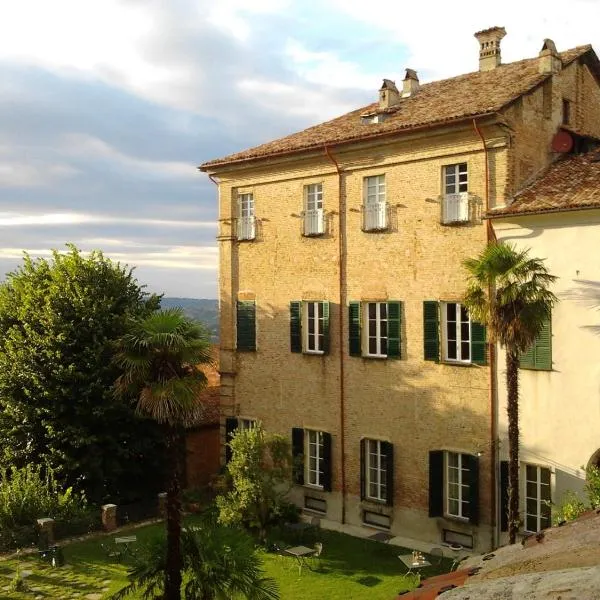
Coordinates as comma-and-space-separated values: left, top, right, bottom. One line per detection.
429, 450, 479, 524
236, 300, 256, 351
446, 452, 471, 520
562, 99, 571, 125
237, 193, 255, 240
360, 439, 394, 504
349, 301, 402, 359
520, 317, 552, 370
442, 164, 469, 223
290, 301, 329, 354
305, 430, 324, 487
423, 301, 486, 365
524, 464, 551, 532
291, 428, 332, 490
363, 175, 387, 231
239, 418, 256, 431
366, 302, 387, 357
442, 302, 471, 363
303, 183, 325, 236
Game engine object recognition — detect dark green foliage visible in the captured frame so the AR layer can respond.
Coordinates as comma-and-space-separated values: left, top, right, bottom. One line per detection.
0, 245, 165, 504
111, 515, 279, 600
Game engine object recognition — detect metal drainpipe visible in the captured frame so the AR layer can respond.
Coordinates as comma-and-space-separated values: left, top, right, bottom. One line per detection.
324, 145, 347, 524
473, 118, 499, 549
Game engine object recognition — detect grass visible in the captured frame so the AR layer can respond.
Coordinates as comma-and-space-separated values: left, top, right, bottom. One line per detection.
0, 519, 451, 599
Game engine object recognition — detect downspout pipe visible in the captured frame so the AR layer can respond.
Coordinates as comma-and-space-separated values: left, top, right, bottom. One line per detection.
325, 145, 347, 524
473, 119, 499, 549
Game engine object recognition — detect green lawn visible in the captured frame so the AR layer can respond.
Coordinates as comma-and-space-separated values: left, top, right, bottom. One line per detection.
0, 519, 451, 599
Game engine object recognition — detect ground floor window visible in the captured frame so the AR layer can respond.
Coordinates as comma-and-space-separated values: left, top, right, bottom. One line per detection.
524, 464, 551, 532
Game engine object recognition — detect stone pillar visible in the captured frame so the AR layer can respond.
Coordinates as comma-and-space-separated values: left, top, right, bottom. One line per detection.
101, 504, 118, 532
36, 518, 55, 546
158, 492, 167, 518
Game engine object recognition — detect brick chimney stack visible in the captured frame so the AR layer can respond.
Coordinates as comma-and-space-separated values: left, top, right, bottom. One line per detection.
538, 39, 562, 74
402, 69, 419, 97
379, 79, 400, 109
474, 26, 507, 71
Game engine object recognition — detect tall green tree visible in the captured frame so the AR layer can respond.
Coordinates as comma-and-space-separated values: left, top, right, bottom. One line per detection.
115, 309, 212, 600
463, 242, 557, 544
0, 245, 163, 503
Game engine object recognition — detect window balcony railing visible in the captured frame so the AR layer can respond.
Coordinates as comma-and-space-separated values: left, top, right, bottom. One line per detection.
442, 193, 470, 224
303, 208, 325, 236
363, 201, 388, 231
237, 216, 256, 240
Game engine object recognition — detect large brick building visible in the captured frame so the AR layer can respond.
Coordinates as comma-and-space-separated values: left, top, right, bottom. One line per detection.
201, 28, 600, 552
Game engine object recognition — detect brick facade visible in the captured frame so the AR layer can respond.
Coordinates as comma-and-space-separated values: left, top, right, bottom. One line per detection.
205, 44, 600, 552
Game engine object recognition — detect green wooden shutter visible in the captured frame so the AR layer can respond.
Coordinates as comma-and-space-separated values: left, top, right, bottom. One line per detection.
225, 417, 238, 464
236, 301, 256, 351
290, 301, 302, 353
291, 427, 305, 485
349, 301, 361, 357
383, 441, 394, 506
387, 301, 402, 359
534, 318, 552, 370
322, 432, 332, 492
321, 302, 330, 354
360, 439, 366, 501
429, 450, 444, 517
466, 454, 480, 525
520, 317, 552, 370
423, 301, 440, 361
471, 322, 487, 365
500, 461, 509, 532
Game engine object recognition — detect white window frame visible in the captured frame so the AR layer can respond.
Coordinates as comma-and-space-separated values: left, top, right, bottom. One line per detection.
441, 302, 472, 363
305, 430, 324, 488
365, 439, 387, 502
363, 175, 387, 231
445, 452, 470, 520
363, 302, 388, 358
239, 418, 256, 431
442, 163, 469, 224
303, 183, 325, 236
237, 193, 255, 240
524, 464, 552, 533
303, 301, 325, 354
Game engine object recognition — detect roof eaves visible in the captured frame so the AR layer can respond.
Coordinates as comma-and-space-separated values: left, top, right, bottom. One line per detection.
199, 111, 498, 172
486, 202, 600, 219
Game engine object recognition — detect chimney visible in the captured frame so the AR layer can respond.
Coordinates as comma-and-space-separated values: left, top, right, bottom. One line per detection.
402, 69, 419, 97
379, 79, 400, 109
538, 39, 562, 74
474, 26, 507, 71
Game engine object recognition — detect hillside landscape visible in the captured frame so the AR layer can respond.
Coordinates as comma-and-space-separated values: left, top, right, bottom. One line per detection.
161, 297, 219, 340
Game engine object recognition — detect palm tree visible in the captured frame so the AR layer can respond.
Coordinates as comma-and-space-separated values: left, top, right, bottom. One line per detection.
114, 309, 213, 600
110, 513, 279, 600
463, 242, 557, 544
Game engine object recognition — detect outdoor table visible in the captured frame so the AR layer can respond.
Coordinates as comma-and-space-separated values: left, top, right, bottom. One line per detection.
114, 535, 138, 558
284, 545, 316, 575
398, 554, 431, 577
368, 531, 394, 543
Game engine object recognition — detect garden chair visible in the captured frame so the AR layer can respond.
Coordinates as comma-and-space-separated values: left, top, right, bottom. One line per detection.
100, 542, 122, 562
311, 542, 323, 570
429, 546, 445, 566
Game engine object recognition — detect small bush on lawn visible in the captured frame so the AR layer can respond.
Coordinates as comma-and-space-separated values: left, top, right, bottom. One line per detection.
0, 463, 90, 551
553, 490, 587, 525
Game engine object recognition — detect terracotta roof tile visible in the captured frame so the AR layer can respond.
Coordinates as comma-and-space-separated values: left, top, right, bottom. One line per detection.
201, 46, 591, 170
490, 149, 600, 217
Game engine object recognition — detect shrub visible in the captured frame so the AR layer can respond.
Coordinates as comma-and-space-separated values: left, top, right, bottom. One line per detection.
585, 465, 600, 509
0, 463, 88, 530
553, 491, 587, 525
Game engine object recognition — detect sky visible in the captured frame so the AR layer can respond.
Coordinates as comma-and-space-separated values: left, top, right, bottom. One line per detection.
1, 1, 599, 298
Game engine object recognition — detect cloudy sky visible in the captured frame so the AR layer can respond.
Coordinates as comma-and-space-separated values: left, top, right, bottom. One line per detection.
1, 1, 599, 298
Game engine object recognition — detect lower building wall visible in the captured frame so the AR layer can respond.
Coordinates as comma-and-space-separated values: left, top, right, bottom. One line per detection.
185, 425, 221, 488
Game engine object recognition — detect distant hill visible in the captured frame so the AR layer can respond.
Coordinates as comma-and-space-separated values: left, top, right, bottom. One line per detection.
161, 298, 219, 340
